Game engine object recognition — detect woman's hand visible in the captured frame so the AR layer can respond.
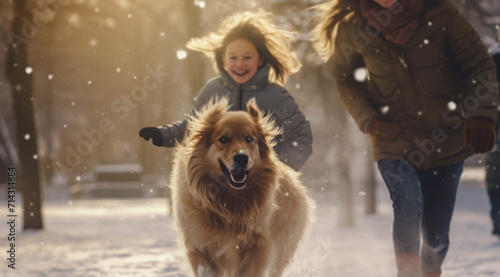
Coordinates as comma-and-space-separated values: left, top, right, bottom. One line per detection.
465, 117, 496, 153
366, 118, 402, 142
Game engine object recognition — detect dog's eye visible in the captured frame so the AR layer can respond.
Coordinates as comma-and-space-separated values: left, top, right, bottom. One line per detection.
219, 136, 229, 143
246, 136, 254, 143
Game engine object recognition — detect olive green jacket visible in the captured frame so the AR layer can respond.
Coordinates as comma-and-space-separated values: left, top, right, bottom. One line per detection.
330, 0, 498, 169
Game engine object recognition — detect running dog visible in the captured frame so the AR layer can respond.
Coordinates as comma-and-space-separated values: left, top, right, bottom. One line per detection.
170, 98, 314, 276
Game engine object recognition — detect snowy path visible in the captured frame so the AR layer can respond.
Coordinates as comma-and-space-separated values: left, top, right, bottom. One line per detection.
1, 170, 499, 277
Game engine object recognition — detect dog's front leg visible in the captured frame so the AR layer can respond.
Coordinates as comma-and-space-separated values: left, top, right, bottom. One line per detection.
187, 250, 220, 277
235, 235, 270, 277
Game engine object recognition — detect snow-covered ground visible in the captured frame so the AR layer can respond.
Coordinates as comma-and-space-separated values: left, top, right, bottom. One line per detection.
0, 167, 499, 277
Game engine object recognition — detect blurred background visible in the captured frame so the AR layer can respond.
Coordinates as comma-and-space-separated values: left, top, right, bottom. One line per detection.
0, 0, 499, 230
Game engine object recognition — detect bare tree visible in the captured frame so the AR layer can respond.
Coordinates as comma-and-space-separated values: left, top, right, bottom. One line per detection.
183, 1, 205, 99
6, 0, 43, 230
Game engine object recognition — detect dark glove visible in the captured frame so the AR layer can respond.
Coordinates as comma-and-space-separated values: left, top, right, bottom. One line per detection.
366, 118, 402, 142
465, 117, 496, 153
139, 127, 163, 147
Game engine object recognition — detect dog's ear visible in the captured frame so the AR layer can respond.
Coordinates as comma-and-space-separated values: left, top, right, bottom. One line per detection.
188, 98, 229, 148
247, 98, 260, 120
246, 98, 280, 155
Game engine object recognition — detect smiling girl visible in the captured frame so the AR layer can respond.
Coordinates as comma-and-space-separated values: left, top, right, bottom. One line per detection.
140, 9, 312, 171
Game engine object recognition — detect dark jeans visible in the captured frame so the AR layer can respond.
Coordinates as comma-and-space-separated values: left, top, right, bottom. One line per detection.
485, 110, 500, 235
377, 159, 464, 274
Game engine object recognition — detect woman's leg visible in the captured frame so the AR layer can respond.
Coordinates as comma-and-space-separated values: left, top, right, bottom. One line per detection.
377, 159, 423, 276
418, 161, 463, 275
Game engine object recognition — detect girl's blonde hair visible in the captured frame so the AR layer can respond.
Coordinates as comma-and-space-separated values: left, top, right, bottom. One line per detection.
186, 9, 301, 85
311, 0, 359, 61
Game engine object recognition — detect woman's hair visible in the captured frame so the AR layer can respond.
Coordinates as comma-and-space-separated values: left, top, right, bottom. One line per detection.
311, 0, 359, 61
186, 9, 301, 85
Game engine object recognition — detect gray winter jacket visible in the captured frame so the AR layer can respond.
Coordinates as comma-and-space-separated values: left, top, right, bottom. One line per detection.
158, 65, 313, 171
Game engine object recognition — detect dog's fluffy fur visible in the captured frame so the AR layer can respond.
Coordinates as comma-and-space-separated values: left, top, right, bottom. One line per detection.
170, 98, 314, 276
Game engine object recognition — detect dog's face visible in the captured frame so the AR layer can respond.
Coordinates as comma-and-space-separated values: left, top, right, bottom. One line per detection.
208, 112, 260, 189
186, 98, 278, 192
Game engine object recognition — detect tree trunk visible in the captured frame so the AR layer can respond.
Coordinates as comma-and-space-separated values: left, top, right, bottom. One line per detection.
363, 145, 377, 215
182, 0, 205, 99
7, 0, 44, 230
337, 160, 355, 226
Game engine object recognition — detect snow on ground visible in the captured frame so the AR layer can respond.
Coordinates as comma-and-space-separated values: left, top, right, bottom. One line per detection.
0, 167, 499, 277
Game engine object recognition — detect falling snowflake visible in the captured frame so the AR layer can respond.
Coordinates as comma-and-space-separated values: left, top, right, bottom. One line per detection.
48, 74, 53, 80
24, 134, 31, 140
354, 67, 367, 82
176, 50, 188, 60
380, 105, 389, 115
25, 67, 33, 74
194, 0, 206, 8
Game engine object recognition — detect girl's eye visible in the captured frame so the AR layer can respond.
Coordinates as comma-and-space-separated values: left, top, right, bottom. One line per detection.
246, 136, 254, 143
219, 136, 229, 143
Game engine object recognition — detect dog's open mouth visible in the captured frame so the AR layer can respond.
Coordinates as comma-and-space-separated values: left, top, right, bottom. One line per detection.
219, 160, 248, 189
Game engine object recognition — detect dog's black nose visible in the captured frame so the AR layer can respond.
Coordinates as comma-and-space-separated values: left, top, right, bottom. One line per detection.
233, 152, 249, 168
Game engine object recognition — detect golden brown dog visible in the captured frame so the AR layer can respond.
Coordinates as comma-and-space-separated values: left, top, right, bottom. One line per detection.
170, 98, 314, 276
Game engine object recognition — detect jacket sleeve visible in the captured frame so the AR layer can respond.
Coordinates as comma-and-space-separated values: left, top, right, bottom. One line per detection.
329, 21, 381, 132
446, 9, 499, 122
157, 120, 188, 147
271, 92, 313, 171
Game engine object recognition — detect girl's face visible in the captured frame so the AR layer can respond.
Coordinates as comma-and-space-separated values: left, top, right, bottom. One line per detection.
373, 0, 398, 8
223, 38, 263, 85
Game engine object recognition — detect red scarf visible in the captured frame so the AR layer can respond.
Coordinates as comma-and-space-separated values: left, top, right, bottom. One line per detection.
360, 0, 426, 46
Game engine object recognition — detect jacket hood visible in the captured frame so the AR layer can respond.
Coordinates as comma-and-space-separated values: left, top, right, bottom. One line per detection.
219, 65, 270, 91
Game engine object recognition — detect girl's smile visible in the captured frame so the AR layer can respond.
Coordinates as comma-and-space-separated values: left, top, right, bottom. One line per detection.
223, 38, 263, 84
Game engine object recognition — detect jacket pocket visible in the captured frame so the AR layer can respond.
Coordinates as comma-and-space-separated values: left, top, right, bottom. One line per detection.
367, 71, 400, 102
